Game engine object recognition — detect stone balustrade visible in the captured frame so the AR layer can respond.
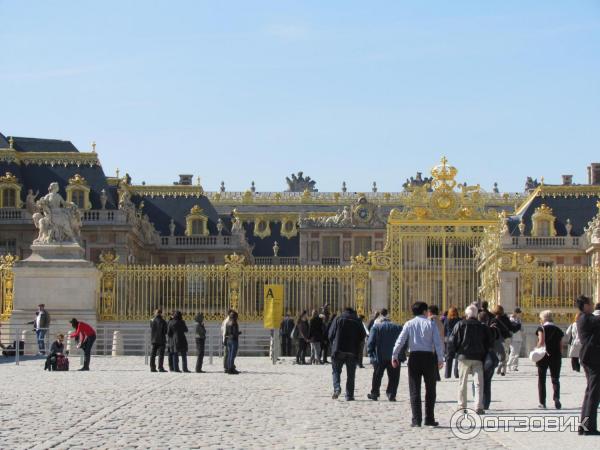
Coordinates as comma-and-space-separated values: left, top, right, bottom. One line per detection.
509, 236, 582, 249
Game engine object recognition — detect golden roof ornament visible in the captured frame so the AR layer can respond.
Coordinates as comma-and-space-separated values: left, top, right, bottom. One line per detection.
8, 136, 14, 149
91, 141, 96, 153
0, 172, 18, 183
430, 156, 458, 191
68, 174, 88, 186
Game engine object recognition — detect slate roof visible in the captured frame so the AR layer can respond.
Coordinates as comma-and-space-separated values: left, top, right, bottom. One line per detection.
243, 221, 299, 257
513, 193, 600, 236
10, 136, 79, 153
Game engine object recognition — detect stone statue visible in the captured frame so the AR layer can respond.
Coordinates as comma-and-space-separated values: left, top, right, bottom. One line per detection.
169, 218, 176, 236
525, 177, 540, 191
286, 172, 317, 192
32, 182, 81, 244
25, 189, 39, 214
100, 189, 108, 210
403, 172, 433, 192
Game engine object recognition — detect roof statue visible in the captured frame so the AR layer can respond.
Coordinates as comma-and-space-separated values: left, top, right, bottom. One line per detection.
286, 172, 317, 192
32, 182, 82, 244
403, 172, 433, 192
525, 176, 540, 191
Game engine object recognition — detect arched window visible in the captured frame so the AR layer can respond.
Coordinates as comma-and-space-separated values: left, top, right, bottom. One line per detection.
531, 204, 556, 237
65, 174, 91, 210
0, 172, 22, 208
185, 205, 209, 236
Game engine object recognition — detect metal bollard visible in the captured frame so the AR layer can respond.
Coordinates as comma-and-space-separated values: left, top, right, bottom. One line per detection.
112, 330, 124, 356
15, 327, 20, 366
144, 329, 149, 365
209, 332, 213, 365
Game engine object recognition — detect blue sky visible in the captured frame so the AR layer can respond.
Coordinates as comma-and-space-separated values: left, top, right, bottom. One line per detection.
1, 1, 599, 192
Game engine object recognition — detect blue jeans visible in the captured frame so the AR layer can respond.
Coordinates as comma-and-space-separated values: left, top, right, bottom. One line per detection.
36, 329, 47, 354
226, 340, 238, 370
332, 353, 357, 398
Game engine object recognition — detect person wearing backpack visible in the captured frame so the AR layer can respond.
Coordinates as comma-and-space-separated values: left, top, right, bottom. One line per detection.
448, 305, 492, 414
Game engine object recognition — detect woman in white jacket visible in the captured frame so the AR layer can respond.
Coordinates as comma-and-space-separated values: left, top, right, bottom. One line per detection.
565, 312, 582, 372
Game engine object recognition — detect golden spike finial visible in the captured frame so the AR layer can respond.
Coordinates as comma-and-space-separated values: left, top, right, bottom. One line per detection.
8, 136, 14, 149
197, 176, 201, 186
91, 141, 96, 152
440, 155, 448, 166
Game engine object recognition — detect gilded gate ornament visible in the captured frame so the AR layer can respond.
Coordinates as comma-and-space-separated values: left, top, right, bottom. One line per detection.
98, 251, 119, 321
0, 253, 17, 320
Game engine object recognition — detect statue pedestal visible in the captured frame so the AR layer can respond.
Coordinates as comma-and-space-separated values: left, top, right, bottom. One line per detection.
8, 243, 99, 333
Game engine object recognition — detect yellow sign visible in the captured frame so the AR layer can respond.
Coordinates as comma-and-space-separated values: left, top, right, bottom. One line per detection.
263, 284, 284, 329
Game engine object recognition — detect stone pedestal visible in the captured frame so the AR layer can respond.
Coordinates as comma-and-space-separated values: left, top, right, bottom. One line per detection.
8, 244, 100, 334
370, 270, 389, 313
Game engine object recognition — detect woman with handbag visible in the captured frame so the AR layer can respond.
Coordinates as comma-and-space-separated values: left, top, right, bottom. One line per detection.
534, 310, 564, 409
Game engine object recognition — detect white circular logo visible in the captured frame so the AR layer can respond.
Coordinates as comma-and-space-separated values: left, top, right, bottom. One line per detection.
450, 408, 482, 440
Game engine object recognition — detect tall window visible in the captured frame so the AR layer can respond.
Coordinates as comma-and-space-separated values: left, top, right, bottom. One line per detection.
71, 189, 85, 209
191, 219, 204, 235
353, 236, 372, 257
322, 236, 340, 258
1, 189, 16, 207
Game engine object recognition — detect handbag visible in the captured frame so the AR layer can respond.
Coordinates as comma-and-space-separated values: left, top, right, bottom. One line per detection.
529, 326, 547, 363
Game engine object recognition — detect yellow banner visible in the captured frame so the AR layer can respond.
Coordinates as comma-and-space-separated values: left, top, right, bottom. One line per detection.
263, 284, 284, 329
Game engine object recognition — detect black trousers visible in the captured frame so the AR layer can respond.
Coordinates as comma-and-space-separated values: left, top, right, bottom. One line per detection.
571, 357, 581, 372
537, 356, 561, 405
280, 335, 292, 356
81, 335, 96, 370
150, 343, 165, 370
371, 360, 400, 399
297, 339, 307, 363
581, 364, 600, 433
195, 338, 205, 372
320, 341, 329, 362
483, 365, 494, 409
407, 352, 437, 424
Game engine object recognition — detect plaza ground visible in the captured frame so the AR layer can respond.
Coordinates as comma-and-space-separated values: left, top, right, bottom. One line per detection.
0, 356, 597, 449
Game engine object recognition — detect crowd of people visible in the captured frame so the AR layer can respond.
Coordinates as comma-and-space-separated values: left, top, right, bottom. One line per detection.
12, 294, 600, 436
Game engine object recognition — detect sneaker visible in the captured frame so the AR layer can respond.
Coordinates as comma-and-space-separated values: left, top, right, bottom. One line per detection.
367, 393, 378, 401
332, 391, 341, 400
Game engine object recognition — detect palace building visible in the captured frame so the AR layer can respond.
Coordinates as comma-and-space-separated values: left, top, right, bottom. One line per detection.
1, 130, 600, 329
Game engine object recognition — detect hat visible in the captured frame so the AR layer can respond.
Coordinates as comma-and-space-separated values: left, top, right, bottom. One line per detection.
514, 307, 522, 314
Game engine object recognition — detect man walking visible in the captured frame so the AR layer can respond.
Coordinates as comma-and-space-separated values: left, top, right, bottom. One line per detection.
150, 309, 168, 372
448, 305, 492, 414
328, 307, 367, 401
279, 312, 294, 357
29, 304, 50, 355
366, 308, 402, 402
576, 295, 600, 436
392, 301, 444, 427
69, 318, 96, 371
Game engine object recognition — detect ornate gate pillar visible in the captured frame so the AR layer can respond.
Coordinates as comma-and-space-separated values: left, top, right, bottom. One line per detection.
498, 270, 519, 313
225, 253, 245, 312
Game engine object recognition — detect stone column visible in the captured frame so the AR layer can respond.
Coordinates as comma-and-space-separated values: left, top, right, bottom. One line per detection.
370, 270, 389, 314
498, 270, 519, 314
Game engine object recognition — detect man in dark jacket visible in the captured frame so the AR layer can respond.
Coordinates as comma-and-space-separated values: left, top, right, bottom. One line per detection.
150, 309, 168, 372
576, 295, 600, 436
28, 304, 51, 355
366, 308, 402, 401
167, 311, 190, 373
279, 313, 294, 357
328, 307, 367, 401
449, 305, 492, 414
194, 312, 207, 373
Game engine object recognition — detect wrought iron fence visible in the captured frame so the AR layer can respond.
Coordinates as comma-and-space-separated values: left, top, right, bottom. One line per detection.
518, 265, 598, 323
97, 252, 372, 322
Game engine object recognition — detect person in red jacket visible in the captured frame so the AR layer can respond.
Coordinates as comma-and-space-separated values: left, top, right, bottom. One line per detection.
69, 318, 96, 371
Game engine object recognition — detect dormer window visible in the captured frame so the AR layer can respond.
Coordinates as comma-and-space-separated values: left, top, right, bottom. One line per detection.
531, 204, 556, 237
65, 174, 91, 210
185, 205, 209, 236
0, 172, 22, 208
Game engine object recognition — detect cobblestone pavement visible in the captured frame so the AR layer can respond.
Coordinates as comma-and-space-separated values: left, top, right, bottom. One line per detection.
0, 356, 597, 449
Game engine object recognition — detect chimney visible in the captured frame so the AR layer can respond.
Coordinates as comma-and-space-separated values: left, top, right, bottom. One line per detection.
174, 174, 193, 186
588, 163, 600, 185
561, 175, 573, 186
